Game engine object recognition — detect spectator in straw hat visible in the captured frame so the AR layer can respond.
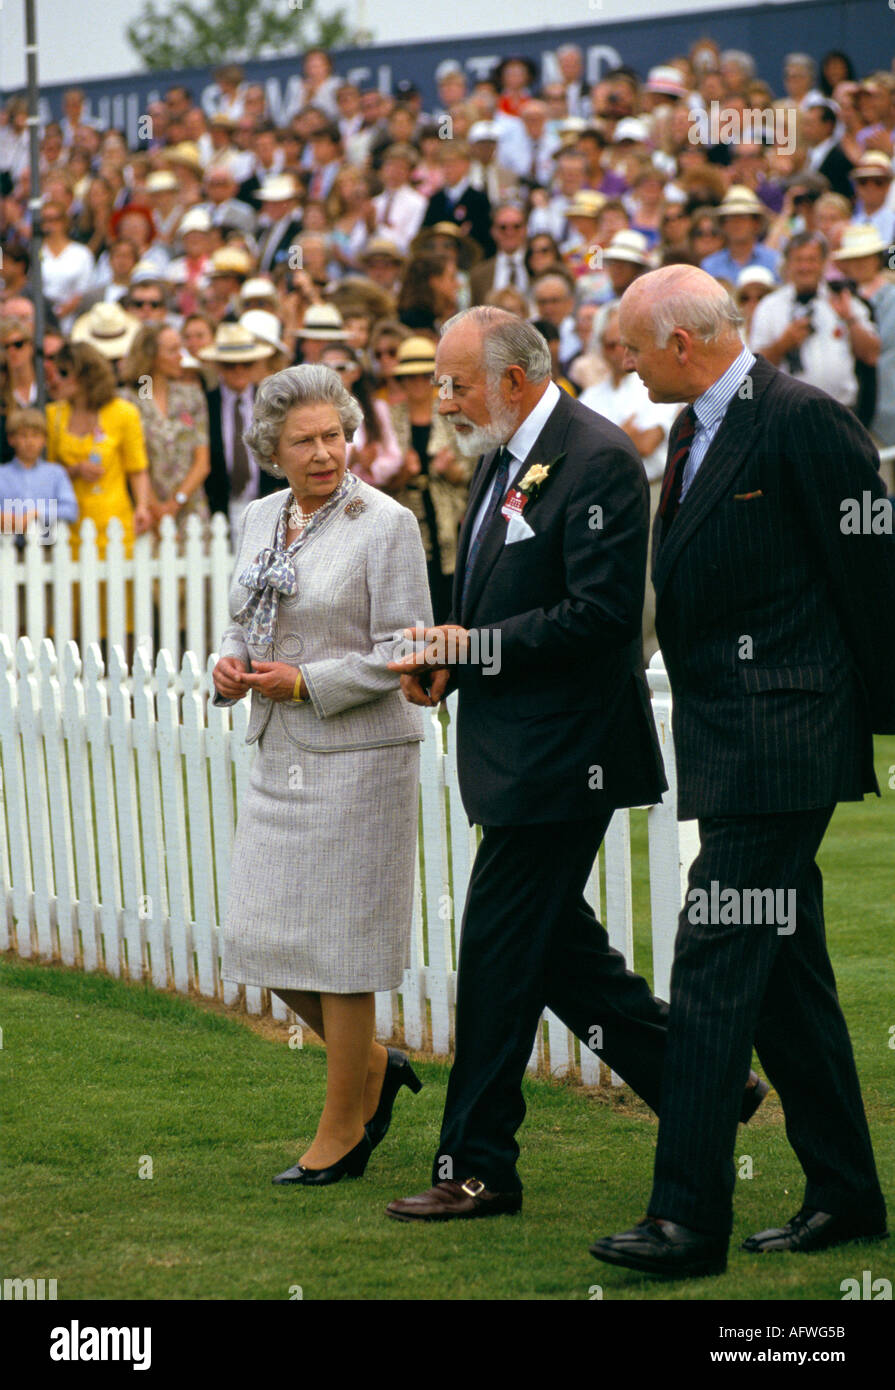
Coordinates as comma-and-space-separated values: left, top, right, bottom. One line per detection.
198, 321, 281, 531
254, 174, 304, 274
203, 246, 255, 324
733, 264, 777, 335
239, 307, 291, 371
700, 185, 781, 283
833, 223, 895, 450
295, 303, 347, 364
602, 228, 652, 299
850, 151, 895, 244
71, 300, 141, 371
357, 236, 406, 297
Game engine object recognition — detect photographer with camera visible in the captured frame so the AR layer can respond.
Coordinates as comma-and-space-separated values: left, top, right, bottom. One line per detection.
749, 230, 878, 409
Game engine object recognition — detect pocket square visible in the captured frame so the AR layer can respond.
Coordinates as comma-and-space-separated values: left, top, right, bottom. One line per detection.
504, 512, 536, 544
734, 489, 764, 501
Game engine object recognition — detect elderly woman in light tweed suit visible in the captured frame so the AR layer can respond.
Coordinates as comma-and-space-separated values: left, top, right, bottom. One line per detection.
212, 364, 432, 1187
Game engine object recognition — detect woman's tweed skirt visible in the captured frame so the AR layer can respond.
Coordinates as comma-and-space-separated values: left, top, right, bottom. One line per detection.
221, 713, 420, 992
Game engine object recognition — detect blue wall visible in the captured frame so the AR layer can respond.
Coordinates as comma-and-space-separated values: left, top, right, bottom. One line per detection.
6, 0, 890, 144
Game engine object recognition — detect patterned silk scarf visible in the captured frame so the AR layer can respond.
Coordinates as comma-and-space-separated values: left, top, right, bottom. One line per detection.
233, 471, 359, 646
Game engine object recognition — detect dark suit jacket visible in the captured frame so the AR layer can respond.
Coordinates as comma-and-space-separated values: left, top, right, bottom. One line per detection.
448, 387, 667, 826
203, 384, 287, 516
816, 143, 856, 202
423, 185, 495, 258
255, 217, 304, 273
653, 353, 895, 821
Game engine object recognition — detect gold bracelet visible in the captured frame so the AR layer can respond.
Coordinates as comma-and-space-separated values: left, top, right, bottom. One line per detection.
291, 672, 306, 703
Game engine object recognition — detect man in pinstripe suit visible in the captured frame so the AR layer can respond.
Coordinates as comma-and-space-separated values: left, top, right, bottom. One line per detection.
591, 264, 895, 1278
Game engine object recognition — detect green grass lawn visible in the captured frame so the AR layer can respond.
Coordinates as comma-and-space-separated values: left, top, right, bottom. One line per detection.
2, 738, 894, 1302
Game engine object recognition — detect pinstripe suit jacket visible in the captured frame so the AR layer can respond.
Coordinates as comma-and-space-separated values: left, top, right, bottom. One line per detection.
653, 354, 895, 819
212, 479, 432, 751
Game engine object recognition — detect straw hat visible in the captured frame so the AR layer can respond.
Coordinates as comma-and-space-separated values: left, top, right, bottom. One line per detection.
602, 229, 652, 266
239, 277, 278, 303
257, 173, 301, 202
734, 265, 777, 290
198, 322, 275, 363
208, 247, 254, 279
832, 224, 889, 260
145, 171, 179, 194
646, 66, 689, 99
717, 185, 768, 219
165, 142, 203, 173
852, 151, 893, 181
239, 309, 290, 355
566, 190, 608, 221
295, 304, 346, 340
392, 336, 437, 376
358, 236, 406, 266
71, 302, 141, 359
178, 207, 212, 236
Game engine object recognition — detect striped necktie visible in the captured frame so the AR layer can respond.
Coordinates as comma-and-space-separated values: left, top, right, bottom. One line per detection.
659, 405, 698, 527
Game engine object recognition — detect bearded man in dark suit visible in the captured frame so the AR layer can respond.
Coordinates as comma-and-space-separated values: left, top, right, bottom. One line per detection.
590, 264, 895, 1278
384, 306, 767, 1223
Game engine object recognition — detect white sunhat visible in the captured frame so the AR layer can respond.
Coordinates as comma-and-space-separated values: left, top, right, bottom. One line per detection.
602, 229, 652, 266
239, 309, 290, 355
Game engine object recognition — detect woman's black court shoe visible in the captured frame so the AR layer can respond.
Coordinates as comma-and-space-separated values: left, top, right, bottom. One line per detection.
272, 1133, 372, 1186
365, 1048, 423, 1150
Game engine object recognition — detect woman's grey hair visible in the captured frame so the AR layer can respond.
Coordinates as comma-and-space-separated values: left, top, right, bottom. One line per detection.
441, 305, 552, 385
245, 364, 364, 475
720, 49, 756, 79
647, 279, 744, 348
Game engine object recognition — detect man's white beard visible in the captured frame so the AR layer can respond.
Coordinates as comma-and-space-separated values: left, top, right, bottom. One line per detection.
447, 383, 519, 457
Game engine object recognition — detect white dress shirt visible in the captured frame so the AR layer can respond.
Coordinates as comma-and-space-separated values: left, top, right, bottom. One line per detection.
679, 344, 756, 500
492, 250, 529, 293
373, 183, 427, 252
467, 379, 561, 549
579, 372, 680, 482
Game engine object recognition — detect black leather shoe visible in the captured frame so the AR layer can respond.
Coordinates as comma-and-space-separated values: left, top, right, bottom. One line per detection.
365, 1048, 423, 1150
272, 1133, 372, 1186
742, 1206, 889, 1253
589, 1217, 728, 1277
740, 1073, 769, 1124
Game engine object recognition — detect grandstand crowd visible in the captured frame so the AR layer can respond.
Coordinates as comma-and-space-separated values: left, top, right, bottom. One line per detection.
1, 38, 894, 645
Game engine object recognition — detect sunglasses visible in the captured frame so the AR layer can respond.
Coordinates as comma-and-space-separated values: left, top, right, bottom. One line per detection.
132, 298, 163, 308
4, 338, 30, 349
855, 177, 889, 187
738, 291, 765, 303
324, 361, 353, 372
495, 222, 524, 231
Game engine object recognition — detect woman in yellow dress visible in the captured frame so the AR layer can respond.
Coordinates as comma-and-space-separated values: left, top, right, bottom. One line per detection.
45, 341, 153, 560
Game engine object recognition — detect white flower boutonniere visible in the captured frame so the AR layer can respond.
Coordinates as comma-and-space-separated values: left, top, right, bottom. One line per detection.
518, 452, 565, 499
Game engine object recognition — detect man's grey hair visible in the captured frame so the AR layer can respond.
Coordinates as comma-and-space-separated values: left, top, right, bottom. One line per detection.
245, 364, 363, 475
785, 53, 817, 77
440, 306, 552, 385
720, 49, 756, 79
626, 267, 744, 348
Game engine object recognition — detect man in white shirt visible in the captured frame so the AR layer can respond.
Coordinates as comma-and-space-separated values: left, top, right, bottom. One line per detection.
579, 306, 681, 658
469, 203, 530, 304
749, 231, 878, 409
527, 148, 589, 243
372, 145, 427, 252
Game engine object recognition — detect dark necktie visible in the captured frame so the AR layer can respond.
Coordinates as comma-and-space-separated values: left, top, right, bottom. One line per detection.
659, 405, 697, 527
230, 392, 251, 498
461, 446, 511, 599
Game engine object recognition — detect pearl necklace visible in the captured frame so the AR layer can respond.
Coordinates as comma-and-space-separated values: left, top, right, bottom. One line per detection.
287, 494, 315, 531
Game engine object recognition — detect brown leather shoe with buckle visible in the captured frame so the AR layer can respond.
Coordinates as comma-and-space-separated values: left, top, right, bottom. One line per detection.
386, 1178, 523, 1222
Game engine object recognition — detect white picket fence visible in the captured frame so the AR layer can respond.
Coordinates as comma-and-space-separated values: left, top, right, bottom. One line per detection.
0, 633, 697, 1082
0, 514, 232, 672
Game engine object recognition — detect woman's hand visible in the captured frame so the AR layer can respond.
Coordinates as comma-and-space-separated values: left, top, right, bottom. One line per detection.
78, 458, 104, 483
213, 655, 250, 701
132, 504, 154, 535
240, 661, 303, 702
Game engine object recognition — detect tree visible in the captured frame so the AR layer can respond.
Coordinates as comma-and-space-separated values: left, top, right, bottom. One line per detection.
126, 0, 356, 72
